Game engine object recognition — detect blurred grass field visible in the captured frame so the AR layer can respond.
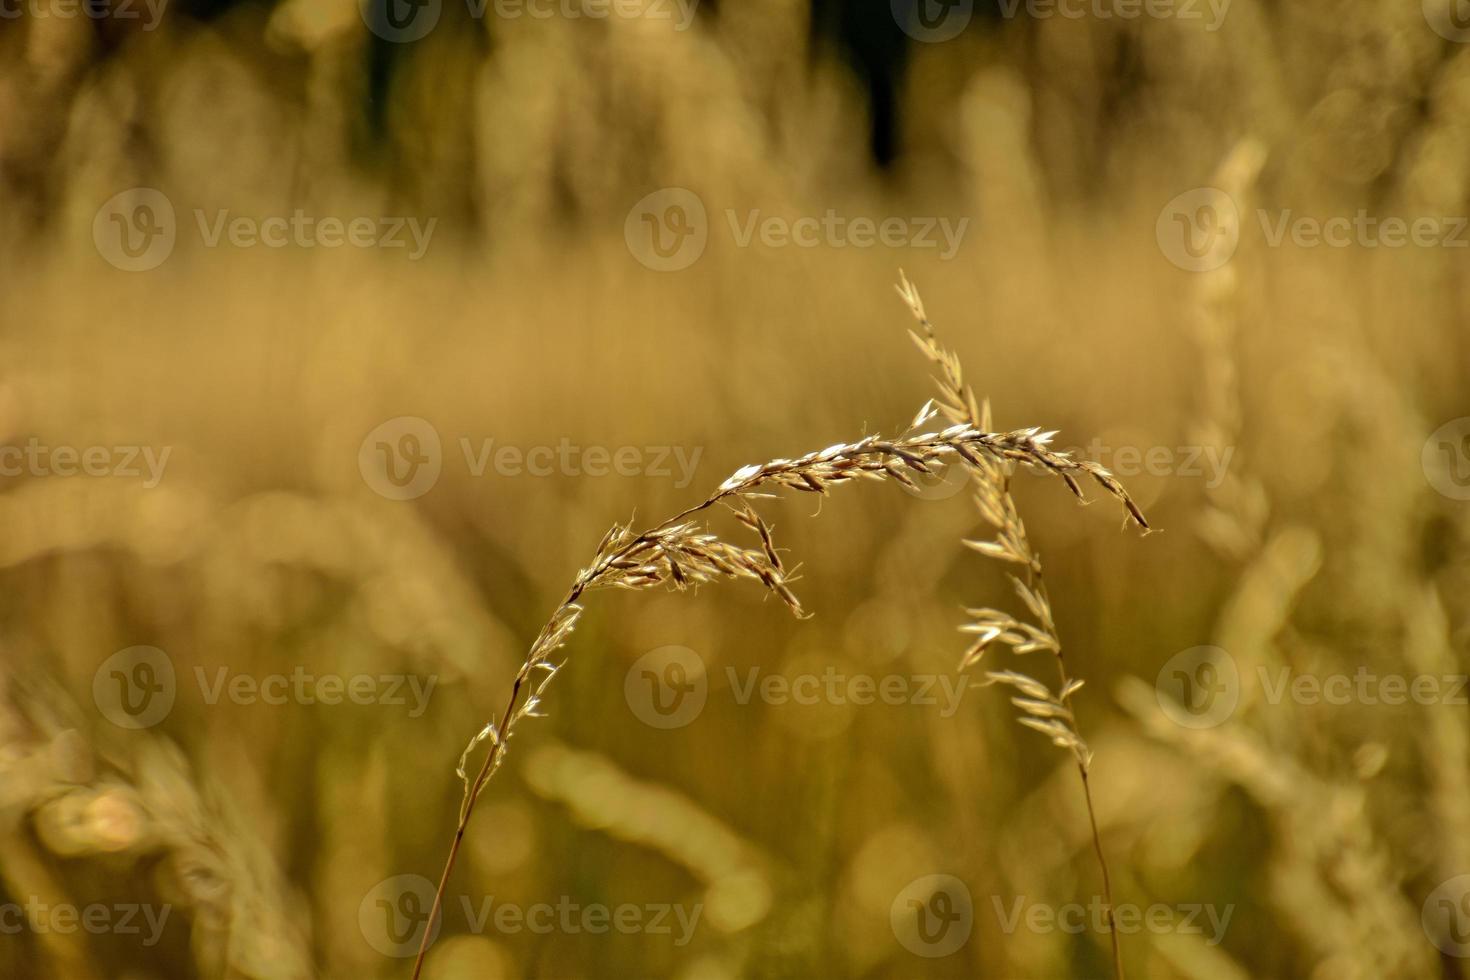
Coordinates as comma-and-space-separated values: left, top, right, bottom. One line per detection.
2, 2, 1470, 978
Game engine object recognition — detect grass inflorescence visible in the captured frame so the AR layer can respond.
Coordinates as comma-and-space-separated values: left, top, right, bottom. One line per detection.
413, 276, 1149, 980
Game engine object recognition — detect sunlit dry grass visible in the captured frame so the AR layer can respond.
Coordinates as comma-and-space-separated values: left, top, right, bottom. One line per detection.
1, 4, 1469, 979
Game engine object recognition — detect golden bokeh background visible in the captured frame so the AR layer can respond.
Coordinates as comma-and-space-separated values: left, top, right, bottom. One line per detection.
2, 2, 1469, 978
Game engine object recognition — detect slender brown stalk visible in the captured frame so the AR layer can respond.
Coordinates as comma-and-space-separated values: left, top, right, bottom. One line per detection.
897, 271, 1142, 979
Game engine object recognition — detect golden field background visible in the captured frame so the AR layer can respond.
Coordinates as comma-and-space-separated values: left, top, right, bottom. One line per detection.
2, 2, 1469, 977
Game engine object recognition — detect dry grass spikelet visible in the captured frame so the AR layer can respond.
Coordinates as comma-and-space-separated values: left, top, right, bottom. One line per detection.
416, 276, 1150, 980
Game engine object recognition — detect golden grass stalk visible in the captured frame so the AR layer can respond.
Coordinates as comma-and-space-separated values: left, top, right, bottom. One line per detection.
412, 278, 1148, 980
897, 271, 1143, 979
